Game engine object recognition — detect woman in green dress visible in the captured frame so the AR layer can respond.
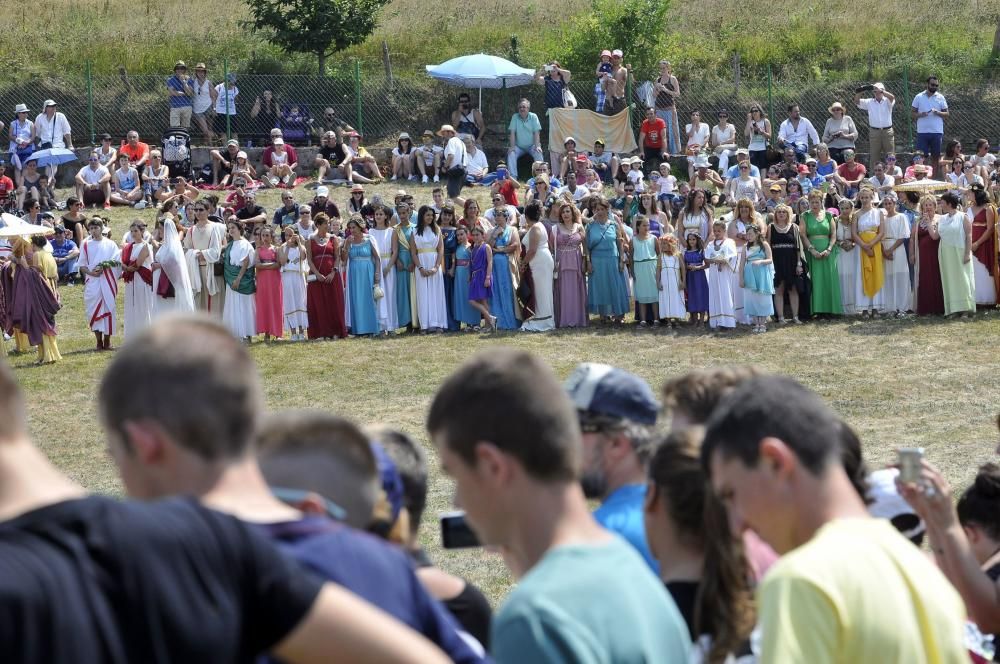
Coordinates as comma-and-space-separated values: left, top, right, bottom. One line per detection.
936, 191, 975, 317
798, 188, 842, 316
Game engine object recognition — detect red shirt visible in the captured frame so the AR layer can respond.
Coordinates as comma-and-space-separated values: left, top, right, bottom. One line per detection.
836, 161, 867, 182
641, 118, 667, 150
497, 179, 520, 207
0, 176, 14, 196
119, 142, 150, 165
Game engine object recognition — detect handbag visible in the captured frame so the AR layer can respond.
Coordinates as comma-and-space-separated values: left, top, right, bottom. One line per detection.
562, 87, 577, 109
373, 284, 384, 300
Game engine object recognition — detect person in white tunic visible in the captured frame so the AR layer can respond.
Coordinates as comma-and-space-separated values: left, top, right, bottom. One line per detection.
657, 234, 686, 323
183, 205, 226, 315
410, 206, 448, 331
121, 221, 155, 339
152, 216, 195, 318
520, 207, 555, 332
80, 219, 121, 350
836, 199, 859, 315
852, 188, 886, 316
221, 220, 257, 341
880, 194, 912, 315
368, 205, 398, 334
703, 220, 738, 329
279, 231, 309, 340
727, 201, 757, 325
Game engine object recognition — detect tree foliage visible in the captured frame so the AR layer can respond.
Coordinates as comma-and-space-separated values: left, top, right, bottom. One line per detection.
559, 0, 671, 81
244, 0, 390, 74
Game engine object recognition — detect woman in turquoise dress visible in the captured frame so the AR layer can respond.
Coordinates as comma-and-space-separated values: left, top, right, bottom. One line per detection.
585, 197, 630, 321
341, 217, 380, 336
488, 207, 521, 330
630, 215, 659, 325
451, 226, 481, 328
395, 215, 416, 330
740, 223, 775, 333
439, 206, 459, 331
936, 191, 975, 317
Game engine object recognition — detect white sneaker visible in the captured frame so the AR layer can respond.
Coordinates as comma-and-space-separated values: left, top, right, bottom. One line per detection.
421, 175, 429, 184
407, 175, 417, 182
282, 174, 291, 185
269, 175, 279, 187
390, 175, 397, 181
432, 175, 440, 183
134, 200, 147, 210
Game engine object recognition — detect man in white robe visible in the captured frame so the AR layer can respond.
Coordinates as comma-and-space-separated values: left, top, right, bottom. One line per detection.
80, 219, 121, 349
183, 206, 226, 314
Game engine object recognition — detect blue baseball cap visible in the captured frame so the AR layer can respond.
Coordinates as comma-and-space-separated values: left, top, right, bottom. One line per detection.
564, 363, 660, 426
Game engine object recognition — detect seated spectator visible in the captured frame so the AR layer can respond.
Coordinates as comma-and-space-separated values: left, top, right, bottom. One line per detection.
50, 225, 80, 283
315, 130, 352, 183
312, 106, 356, 143
691, 156, 725, 206
109, 154, 144, 208
833, 149, 867, 199
310, 186, 341, 221
346, 132, 383, 184
684, 110, 710, 179
262, 137, 299, 187
391, 133, 416, 182
463, 136, 489, 185
119, 131, 151, 169
451, 93, 485, 143
59, 196, 87, 246
777, 103, 820, 161
613, 158, 643, 195
484, 191, 520, 226
814, 142, 839, 183
427, 350, 692, 662
793, 164, 814, 195
884, 152, 903, 178
415, 130, 443, 184
273, 191, 300, 227
640, 107, 670, 166
506, 99, 544, 181
75, 153, 112, 209
526, 161, 561, 190
644, 427, 756, 660
160, 176, 199, 210
762, 183, 785, 213
822, 102, 858, 164
92, 133, 117, 169
703, 374, 968, 662
761, 164, 787, 195
489, 165, 522, 207
778, 146, 800, 181
867, 161, 895, 197
142, 151, 170, 205
803, 157, 825, 189
279, 103, 309, 144
0, 167, 15, 209
709, 110, 737, 175
558, 137, 582, 183
228, 151, 258, 187
587, 138, 618, 184
723, 147, 760, 182
653, 162, 679, 207
904, 151, 928, 181
236, 190, 268, 231
209, 139, 241, 186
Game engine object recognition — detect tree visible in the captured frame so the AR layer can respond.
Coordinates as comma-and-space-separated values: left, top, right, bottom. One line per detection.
560, 0, 670, 82
245, 0, 390, 75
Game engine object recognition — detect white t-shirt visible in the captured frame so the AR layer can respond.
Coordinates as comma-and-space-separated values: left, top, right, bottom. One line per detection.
911, 91, 947, 134
657, 174, 678, 195
711, 124, 736, 147
192, 77, 215, 114
626, 169, 645, 193
685, 122, 710, 149
79, 165, 110, 185
34, 112, 72, 148
442, 136, 467, 171
214, 85, 239, 115
465, 148, 489, 176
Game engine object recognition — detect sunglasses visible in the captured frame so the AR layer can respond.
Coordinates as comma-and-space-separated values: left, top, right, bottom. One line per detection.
193, 208, 206, 212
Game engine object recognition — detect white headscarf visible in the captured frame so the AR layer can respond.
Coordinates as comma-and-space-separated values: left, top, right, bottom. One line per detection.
158, 218, 195, 312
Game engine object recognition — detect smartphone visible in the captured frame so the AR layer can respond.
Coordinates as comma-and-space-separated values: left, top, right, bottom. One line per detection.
440, 511, 480, 549
544, 64, 554, 72
897, 447, 924, 483
496, 167, 507, 180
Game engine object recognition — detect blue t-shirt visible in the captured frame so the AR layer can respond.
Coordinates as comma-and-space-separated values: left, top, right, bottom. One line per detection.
255, 517, 487, 664
50, 239, 77, 260
166, 75, 192, 108
725, 163, 761, 180
594, 483, 659, 573
492, 537, 690, 663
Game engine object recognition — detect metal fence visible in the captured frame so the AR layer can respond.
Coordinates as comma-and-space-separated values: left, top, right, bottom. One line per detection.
1, 61, 999, 155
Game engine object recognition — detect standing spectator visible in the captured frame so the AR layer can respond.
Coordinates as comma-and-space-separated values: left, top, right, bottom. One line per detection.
190, 63, 217, 144
854, 82, 896, 167
552, 202, 587, 328
213, 73, 239, 139
584, 197, 629, 322
33, 99, 73, 180
701, 374, 968, 664
639, 106, 669, 165
506, 99, 544, 181
183, 204, 226, 314
520, 202, 555, 331
594, 50, 613, 112
426, 350, 692, 663
602, 49, 631, 116
653, 60, 681, 155
739, 222, 775, 334
487, 206, 520, 330
745, 104, 771, 172
536, 61, 572, 173
438, 125, 466, 200
451, 93, 485, 143
767, 204, 803, 324
410, 206, 448, 332
777, 104, 820, 162
710, 110, 737, 175
704, 220, 738, 329
911, 75, 949, 168
165, 61, 194, 128
248, 89, 280, 147
119, 130, 151, 169
75, 153, 112, 209
821, 102, 858, 164
564, 362, 661, 570
8, 103, 35, 185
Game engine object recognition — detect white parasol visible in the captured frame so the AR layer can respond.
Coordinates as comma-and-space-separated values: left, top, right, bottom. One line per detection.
0, 212, 55, 237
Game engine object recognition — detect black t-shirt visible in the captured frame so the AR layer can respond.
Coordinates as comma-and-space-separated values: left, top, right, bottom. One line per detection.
0, 496, 322, 664
320, 143, 348, 167
237, 204, 267, 222
410, 548, 493, 649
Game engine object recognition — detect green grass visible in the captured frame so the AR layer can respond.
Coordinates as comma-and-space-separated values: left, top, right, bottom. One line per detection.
6, 182, 1000, 603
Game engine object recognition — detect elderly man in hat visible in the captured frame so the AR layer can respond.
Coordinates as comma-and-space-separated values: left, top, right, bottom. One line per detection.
438, 124, 467, 199
33, 99, 73, 180
506, 99, 544, 181
724, 147, 761, 182
564, 362, 662, 573
854, 82, 896, 167
166, 61, 194, 128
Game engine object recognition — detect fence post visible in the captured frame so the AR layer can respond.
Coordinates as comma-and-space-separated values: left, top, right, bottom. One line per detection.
354, 60, 364, 136
86, 60, 95, 145
224, 59, 232, 141
903, 63, 911, 151
732, 53, 741, 98
767, 64, 775, 148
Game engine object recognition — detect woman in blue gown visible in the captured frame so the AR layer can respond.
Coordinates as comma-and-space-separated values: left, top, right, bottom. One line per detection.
341, 217, 380, 336
487, 207, 521, 330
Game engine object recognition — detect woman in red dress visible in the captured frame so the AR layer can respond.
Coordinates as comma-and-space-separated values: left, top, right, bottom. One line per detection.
255, 225, 285, 341
909, 194, 945, 315
305, 213, 347, 339
967, 184, 997, 306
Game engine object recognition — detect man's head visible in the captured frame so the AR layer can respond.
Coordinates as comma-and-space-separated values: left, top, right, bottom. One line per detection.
843, 148, 856, 163
927, 75, 939, 92
517, 99, 530, 117
0, 361, 27, 443
323, 107, 336, 124
457, 93, 471, 109
426, 350, 581, 546
701, 374, 852, 553
787, 104, 800, 119
368, 427, 428, 548
611, 49, 623, 63
270, 128, 283, 141
593, 138, 605, 154
315, 185, 329, 201
257, 410, 379, 530
437, 125, 455, 140
661, 367, 762, 432
645, 106, 655, 120
173, 60, 187, 74
564, 363, 659, 500
43, 99, 56, 116
98, 314, 264, 500
126, 131, 139, 146
873, 82, 886, 99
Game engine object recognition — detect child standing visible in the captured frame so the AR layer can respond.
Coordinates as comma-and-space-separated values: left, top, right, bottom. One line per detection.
594, 50, 614, 113
630, 216, 659, 326
451, 227, 482, 329
740, 222, 775, 333
682, 232, 709, 326
657, 234, 686, 326
467, 227, 495, 331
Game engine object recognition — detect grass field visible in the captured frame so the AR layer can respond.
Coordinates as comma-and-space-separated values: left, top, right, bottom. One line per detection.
6, 182, 1000, 603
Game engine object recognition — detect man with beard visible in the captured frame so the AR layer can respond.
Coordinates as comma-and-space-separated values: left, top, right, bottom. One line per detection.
564, 362, 660, 572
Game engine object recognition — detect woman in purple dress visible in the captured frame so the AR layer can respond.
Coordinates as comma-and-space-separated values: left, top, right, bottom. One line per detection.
552, 202, 588, 327
683, 231, 709, 325
467, 227, 496, 331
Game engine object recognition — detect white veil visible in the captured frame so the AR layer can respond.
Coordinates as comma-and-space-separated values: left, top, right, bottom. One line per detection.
158, 218, 195, 313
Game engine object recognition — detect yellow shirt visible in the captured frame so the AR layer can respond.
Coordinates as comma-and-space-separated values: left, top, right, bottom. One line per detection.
759, 518, 968, 664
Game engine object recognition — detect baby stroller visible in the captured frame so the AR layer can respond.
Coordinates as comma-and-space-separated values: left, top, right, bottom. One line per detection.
278, 104, 311, 145
161, 127, 192, 180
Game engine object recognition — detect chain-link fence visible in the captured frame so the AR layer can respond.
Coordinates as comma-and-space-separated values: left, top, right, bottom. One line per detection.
1, 61, 998, 156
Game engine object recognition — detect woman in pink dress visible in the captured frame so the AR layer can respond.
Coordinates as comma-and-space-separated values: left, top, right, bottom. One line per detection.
552, 202, 588, 327
255, 225, 284, 341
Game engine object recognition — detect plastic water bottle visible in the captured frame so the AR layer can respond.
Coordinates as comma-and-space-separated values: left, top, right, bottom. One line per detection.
246, 140, 253, 148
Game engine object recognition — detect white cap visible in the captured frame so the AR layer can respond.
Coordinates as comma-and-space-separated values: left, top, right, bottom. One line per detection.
873, 82, 885, 92
316, 186, 329, 197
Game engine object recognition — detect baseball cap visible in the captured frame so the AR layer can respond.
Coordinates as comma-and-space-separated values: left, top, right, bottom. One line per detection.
873, 82, 885, 92
564, 136, 577, 146
867, 469, 926, 542
770, 184, 783, 192
43, 99, 56, 108
735, 147, 749, 156
594, 138, 606, 146
600, 49, 612, 57
273, 137, 284, 145
564, 363, 659, 426
236, 151, 247, 159
611, 49, 623, 58
53, 224, 66, 233
227, 138, 239, 147
316, 185, 330, 197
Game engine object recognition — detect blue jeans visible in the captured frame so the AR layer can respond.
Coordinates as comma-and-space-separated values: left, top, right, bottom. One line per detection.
57, 256, 78, 280
655, 109, 679, 154
782, 140, 809, 161
471, 172, 499, 185
915, 133, 943, 159
507, 145, 544, 180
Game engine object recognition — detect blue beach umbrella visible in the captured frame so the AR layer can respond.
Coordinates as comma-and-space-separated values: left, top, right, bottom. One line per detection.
25, 147, 78, 169
426, 53, 536, 109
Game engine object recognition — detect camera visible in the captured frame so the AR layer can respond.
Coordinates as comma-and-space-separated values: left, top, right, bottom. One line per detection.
440, 511, 480, 549
544, 64, 554, 72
